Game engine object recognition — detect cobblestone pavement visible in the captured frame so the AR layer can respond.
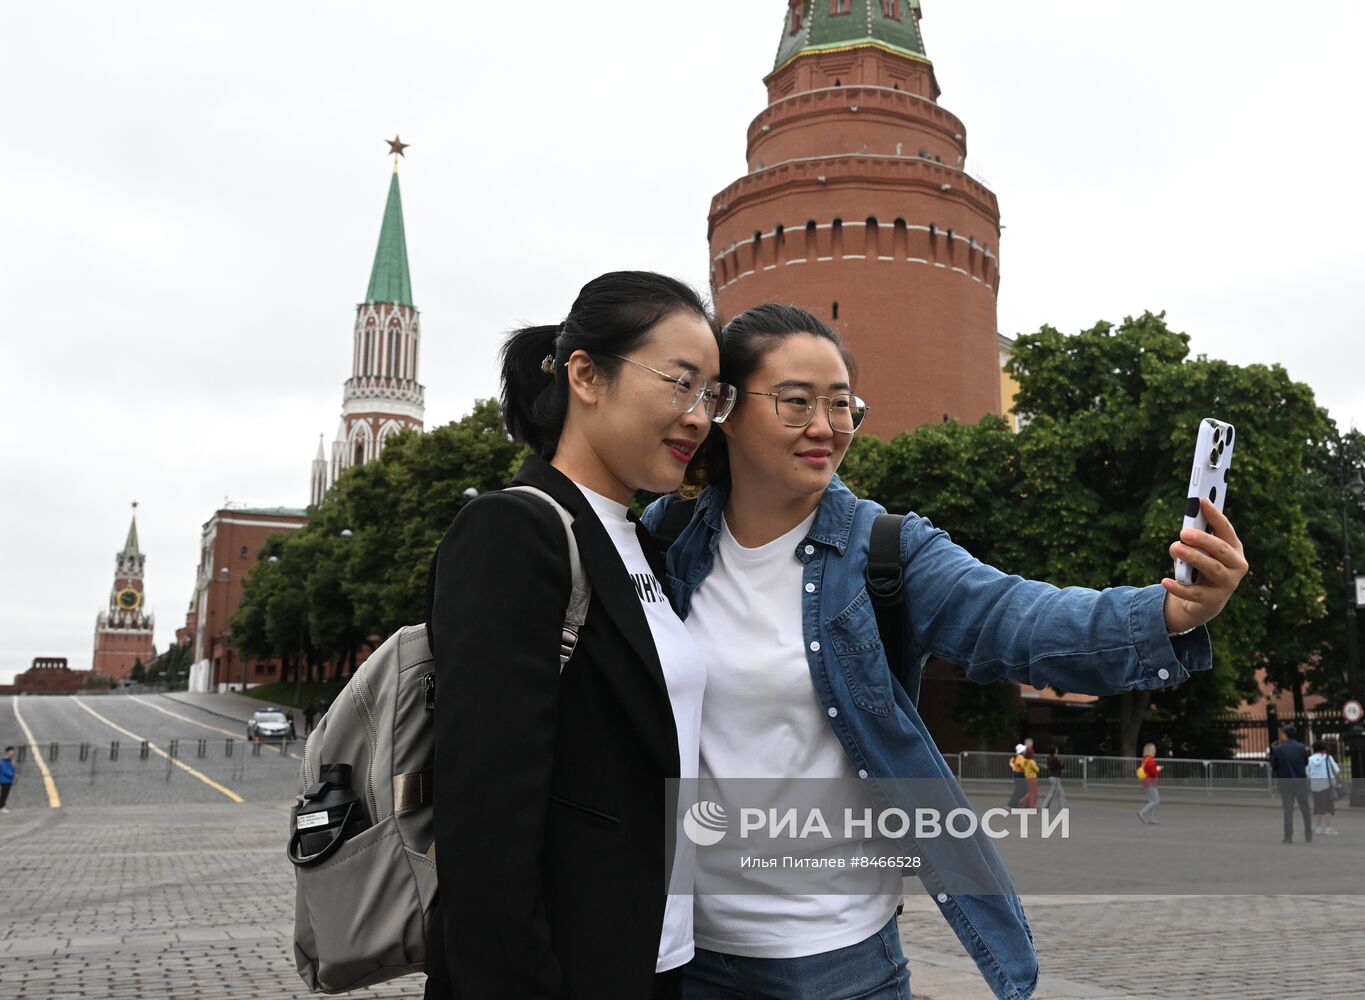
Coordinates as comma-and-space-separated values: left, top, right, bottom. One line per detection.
1, 696, 1361, 998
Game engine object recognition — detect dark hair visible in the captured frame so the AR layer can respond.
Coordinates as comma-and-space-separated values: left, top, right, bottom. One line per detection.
688, 303, 857, 487
1281, 725, 1298, 740
500, 271, 713, 459
3, 746, 12, 752
1311, 741, 1326, 753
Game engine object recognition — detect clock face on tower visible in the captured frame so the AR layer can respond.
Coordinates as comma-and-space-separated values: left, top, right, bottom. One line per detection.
117, 588, 142, 610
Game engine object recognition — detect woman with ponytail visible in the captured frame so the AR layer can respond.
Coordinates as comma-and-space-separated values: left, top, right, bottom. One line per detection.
423, 272, 735, 1000
643, 304, 1247, 999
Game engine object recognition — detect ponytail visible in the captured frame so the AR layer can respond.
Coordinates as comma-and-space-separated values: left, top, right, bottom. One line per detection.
500, 325, 568, 459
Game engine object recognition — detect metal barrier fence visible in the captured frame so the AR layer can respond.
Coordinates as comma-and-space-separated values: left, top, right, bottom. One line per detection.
11, 738, 301, 780
956, 751, 1277, 793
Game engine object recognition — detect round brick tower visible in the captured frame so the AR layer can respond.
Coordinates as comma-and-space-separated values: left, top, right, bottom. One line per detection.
710, 0, 1002, 437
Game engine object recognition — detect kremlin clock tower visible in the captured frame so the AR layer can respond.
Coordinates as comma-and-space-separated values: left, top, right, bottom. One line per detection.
710, 1, 1003, 437
92, 507, 156, 679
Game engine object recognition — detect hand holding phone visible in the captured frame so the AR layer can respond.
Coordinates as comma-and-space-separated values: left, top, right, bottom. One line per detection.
1174, 418, 1235, 585
1160, 418, 1249, 635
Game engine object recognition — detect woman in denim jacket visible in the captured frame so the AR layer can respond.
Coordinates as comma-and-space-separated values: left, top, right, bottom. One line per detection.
642, 305, 1248, 1000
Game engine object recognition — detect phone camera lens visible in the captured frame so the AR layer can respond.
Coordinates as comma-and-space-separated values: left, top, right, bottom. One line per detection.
1209, 449, 1219, 466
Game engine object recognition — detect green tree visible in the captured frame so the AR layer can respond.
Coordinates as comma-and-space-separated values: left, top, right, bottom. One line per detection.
1294, 426, 1365, 705
1005, 313, 1327, 753
845, 312, 1333, 755
231, 400, 528, 674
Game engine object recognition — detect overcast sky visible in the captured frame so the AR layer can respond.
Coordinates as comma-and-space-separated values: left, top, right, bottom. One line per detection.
3, 1, 1362, 683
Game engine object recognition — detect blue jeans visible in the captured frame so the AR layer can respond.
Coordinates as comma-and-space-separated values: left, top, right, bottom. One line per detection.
683, 916, 911, 999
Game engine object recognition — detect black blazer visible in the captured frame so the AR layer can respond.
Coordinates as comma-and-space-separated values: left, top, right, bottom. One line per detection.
423, 455, 682, 1000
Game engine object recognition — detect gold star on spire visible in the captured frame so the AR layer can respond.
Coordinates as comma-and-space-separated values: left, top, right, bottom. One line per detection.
386, 135, 410, 157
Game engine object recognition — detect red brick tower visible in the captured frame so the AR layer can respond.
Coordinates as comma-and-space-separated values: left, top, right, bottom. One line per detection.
92, 506, 156, 679
710, 1, 1002, 436
312, 143, 425, 506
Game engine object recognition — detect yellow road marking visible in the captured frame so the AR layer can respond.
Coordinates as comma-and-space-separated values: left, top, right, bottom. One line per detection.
70, 698, 244, 804
129, 696, 303, 761
11, 696, 61, 808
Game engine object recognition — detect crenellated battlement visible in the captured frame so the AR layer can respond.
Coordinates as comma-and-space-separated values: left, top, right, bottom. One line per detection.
711, 153, 998, 228
710, 213, 999, 299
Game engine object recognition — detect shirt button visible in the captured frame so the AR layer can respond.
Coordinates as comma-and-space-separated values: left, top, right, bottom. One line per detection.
805, 583, 816, 593
804, 544, 815, 555
809, 641, 821, 652
828, 707, 838, 718
858, 769, 869, 779
936, 893, 948, 904
1157, 668, 1170, 681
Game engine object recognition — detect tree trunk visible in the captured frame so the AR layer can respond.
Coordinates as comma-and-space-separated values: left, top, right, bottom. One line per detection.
1119, 689, 1153, 757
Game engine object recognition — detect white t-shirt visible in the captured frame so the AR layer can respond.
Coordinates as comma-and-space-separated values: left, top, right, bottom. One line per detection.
577, 485, 706, 973
686, 511, 901, 958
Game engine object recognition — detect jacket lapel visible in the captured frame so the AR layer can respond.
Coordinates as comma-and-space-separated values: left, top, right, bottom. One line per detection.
511, 456, 676, 718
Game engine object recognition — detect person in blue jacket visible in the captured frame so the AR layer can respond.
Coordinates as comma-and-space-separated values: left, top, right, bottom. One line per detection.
0, 746, 17, 812
642, 304, 1248, 1000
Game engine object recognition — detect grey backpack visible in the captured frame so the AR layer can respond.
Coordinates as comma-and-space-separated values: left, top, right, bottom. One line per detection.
290, 486, 591, 993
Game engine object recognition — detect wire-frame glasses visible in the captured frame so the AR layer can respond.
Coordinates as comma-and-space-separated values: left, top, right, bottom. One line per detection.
606, 354, 737, 423
745, 387, 868, 433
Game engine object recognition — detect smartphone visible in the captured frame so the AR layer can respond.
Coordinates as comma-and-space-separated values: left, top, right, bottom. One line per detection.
1174, 418, 1235, 585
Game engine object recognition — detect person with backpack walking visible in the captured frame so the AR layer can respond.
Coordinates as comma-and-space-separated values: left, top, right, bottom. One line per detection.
423, 272, 734, 1000
1042, 747, 1068, 812
641, 304, 1248, 1000
1307, 741, 1341, 836
1136, 743, 1161, 824
0, 746, 16, 813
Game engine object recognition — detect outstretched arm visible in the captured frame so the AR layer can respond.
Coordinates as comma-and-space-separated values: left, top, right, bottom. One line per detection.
899, 507, 1244, 696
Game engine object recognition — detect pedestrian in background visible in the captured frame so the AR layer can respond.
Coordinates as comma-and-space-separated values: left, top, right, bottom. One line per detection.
1042, 747, 1068, 812
1137, 742, 1161, 824
1021, 747, 1040, 808
1269, 725, 1312, 844
1007, 743, 1028, 809
1307, 740, 1340, 837
0, 746, 16, 813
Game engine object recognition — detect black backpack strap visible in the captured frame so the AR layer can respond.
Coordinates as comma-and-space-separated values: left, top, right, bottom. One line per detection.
651, 497, 699, 557
867, 514, 917, 702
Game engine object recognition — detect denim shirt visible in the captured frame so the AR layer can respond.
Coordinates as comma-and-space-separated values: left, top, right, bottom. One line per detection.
642, 476, 1211, 1000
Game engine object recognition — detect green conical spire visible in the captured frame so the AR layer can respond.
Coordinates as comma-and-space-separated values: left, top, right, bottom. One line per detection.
366, 169, 413, 307
775, 0, 928, 73
121, 512, 141, 558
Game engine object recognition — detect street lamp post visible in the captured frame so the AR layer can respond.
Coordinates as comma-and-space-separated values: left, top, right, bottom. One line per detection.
1339, 448, 1364, 807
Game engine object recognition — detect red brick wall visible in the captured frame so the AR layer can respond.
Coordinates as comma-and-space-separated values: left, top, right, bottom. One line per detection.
193, 511, 306, 689
712, 45, 1002, 439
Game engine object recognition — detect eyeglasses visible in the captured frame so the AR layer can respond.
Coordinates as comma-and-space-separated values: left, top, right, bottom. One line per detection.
606, 354, 737, 423
745, 388, 868, 433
